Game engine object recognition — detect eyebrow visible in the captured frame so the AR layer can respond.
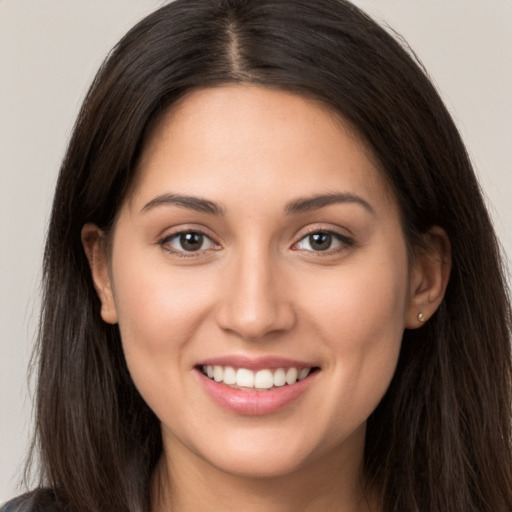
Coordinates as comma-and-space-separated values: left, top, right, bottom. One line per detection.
285, 193, 375, 215
140, 191, 375, 217
140, 193, 225, 216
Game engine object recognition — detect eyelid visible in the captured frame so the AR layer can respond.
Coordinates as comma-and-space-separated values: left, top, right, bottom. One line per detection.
158, 227, 221, 257
156, 224, 355, 258
292, 227, 355, 254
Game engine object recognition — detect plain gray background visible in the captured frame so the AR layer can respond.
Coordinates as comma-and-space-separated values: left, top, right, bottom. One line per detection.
1, 0, 511, 503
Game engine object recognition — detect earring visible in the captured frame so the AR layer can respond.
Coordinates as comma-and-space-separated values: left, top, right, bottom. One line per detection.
417, 312, 425, 323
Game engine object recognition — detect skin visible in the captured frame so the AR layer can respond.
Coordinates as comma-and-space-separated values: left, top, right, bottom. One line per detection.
83, 85, 450, 511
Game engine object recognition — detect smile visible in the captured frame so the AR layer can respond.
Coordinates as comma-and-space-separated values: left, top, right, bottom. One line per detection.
201, 365, 313, 390
196, 360, 320, 416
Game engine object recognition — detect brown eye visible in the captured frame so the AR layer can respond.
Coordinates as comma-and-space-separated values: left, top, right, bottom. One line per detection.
162, 231, 216, 253
295, 230, 351, 253
179, 232, 204, 251
308, 232, 332, 251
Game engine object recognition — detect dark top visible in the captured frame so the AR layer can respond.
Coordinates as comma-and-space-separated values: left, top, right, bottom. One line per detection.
1, 490, 63, 512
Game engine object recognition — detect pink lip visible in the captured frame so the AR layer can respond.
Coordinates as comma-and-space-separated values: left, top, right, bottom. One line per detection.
196, 355, 316, 371
196, 368, 318, 416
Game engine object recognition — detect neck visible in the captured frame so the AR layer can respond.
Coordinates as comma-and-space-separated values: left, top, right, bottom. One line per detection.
150, 432, 378, 512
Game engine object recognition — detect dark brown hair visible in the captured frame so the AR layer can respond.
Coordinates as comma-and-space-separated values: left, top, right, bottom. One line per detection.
12, 1, 512, 511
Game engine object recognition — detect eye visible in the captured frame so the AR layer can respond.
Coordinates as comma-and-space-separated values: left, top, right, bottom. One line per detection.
160, 231, 217, 254
294, 230, 351, 252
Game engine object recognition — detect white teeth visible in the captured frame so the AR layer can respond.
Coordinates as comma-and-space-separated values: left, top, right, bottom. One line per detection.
223, 366, 236, 385
254, 369, 274, 389
285, 367, 298, 385
236, 368, 254, 388
202, 365, 313, 389
213, 365, 223, 382
297, 368, 311, 381
273, 368, 286, 387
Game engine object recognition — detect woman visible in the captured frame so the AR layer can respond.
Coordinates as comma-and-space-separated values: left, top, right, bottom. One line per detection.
3, 0, 511, 510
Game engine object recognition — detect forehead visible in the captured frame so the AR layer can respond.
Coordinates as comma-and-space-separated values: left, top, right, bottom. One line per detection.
127, 84, 396, 216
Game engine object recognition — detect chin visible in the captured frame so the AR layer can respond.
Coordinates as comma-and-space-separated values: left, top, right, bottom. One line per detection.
179, 421, 364, 481
206, 447, 316, 480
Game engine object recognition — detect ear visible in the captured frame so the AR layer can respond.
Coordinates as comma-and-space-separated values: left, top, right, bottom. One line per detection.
405, 226, 451, 329
81, 223, 118, 324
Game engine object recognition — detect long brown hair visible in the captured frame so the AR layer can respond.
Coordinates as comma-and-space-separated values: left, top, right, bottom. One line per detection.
13, 1, 512, 511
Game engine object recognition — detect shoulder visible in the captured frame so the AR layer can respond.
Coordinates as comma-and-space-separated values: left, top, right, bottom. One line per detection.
0, 496, 31, 512
1, 490, 65, 512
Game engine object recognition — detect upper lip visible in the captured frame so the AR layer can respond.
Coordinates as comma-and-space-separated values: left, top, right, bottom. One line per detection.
196, 355, 318, 371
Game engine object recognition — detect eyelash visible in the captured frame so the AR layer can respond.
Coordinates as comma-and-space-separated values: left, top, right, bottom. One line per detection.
292, 229, 355, 255
159, 230, 219, 258
158, 228, 354, 258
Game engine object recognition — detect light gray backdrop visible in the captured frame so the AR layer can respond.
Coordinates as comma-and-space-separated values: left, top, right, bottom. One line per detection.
1, 0, 511, 502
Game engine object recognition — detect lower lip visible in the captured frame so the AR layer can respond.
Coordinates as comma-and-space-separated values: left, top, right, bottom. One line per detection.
197, 369, 317, 416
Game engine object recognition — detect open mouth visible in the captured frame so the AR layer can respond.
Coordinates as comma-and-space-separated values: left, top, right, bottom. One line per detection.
198, 365, 320, 391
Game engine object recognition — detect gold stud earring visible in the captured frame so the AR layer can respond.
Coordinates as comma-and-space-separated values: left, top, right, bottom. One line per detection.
417, 312, 425, 323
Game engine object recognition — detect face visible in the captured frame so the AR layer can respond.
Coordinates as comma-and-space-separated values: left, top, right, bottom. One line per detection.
87, 85, 426, 481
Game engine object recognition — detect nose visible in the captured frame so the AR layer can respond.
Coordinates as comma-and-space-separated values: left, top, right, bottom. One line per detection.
215, 249, 296, 341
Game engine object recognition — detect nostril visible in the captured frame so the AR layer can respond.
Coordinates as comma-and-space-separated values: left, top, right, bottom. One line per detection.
215, 299, 297, 341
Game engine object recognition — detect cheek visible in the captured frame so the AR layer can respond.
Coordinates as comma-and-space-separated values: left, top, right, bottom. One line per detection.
112, 250, 214, 345
300, 251, 408, 344
108, 249, 218, 403
295, 247, 409, 420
